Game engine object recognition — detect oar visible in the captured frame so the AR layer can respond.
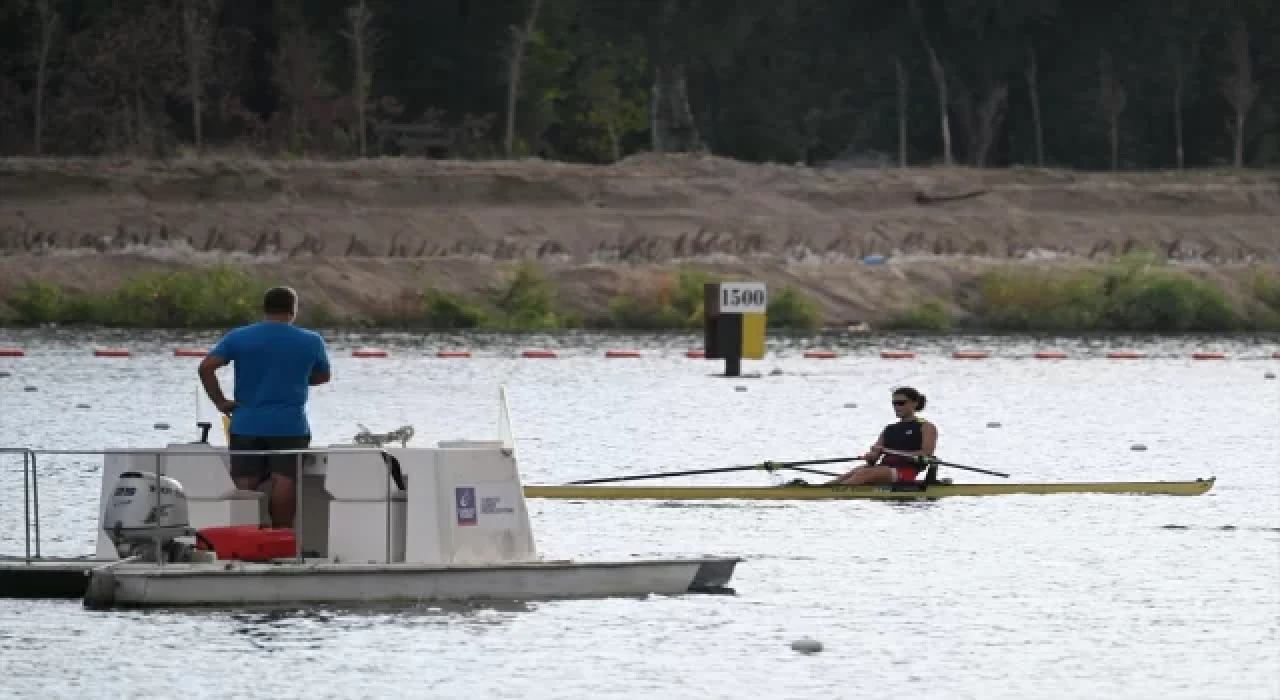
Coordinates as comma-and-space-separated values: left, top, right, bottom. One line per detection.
880, 448, 1010, 478
566, 457, 860, 485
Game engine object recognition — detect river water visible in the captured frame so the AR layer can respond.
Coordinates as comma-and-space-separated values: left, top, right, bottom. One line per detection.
0, 329, 1277, 700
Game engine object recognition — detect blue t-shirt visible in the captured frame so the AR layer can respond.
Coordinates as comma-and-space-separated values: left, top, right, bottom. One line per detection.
210, 321, 331, 437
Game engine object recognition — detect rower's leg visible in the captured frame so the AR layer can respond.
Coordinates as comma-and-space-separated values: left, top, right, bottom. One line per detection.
837, 466, 896, 485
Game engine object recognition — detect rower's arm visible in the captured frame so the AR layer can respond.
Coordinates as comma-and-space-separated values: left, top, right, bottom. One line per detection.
921, 422, 938, 456
866, 433, 885, 465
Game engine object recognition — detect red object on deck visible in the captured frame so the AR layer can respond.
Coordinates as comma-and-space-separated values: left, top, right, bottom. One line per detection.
196, 525, 297, 561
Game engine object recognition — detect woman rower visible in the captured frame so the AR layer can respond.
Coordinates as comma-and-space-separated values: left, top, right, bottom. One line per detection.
830, 386, 937, 485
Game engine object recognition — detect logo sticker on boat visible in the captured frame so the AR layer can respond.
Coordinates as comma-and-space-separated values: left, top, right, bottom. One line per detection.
455, 486, 477, 526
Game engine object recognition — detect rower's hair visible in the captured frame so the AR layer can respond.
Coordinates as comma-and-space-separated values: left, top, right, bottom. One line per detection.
893, 386, 926, 410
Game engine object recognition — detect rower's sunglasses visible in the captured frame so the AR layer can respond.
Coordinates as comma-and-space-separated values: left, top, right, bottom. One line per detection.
892, 399, 908, 406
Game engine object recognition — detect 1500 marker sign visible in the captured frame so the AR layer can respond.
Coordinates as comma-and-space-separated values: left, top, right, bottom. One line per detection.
719, 282, 767, 313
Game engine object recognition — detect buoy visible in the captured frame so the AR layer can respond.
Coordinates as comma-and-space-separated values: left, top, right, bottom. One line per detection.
1131, 444, 1148, 451
790, 638, 823, 654
1264, 372, 1276, 380
1191, 352, 1225, 360
174, 348, 207, 357
1106, 351, 1144, 359
844, 402, 857, 408
23, 386, 37, 392
94, 348, 130, 357
735, 386, 747, 392
154, 422, 170, 430
436, 351, 471, 358
686, 350, 705, 359
1273, 351, 1280, 359
880, 350, 915, 359
803, 350, 837, 359
522, 350, 557, 359
0, 347, 25, 357
987, 422, 1001, 428
1034, 351, 1068, 359
953, 350, 989, 359
76, 403, 90, 409
0, 371, 10, 378
769, 368, 784, 376
605, 350, 641, 358
352, 348, 388, 358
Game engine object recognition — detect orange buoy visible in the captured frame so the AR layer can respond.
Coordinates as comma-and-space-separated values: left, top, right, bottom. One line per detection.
93, 348, 130, 358
0, 347, 25, 357
686, 350, 705, 359
803, 350, 837, 359
436, 351, 472, 358
1106, 351, 1145, 359
1034, 351, 1068, 359
880, 350, 915, 359
1191, 351, 1225, 360
174, 348, 207, 357
352, 348, 389, 358
605, 350, 641, 358
522, 349, 557, 359
952, 351, 989, 359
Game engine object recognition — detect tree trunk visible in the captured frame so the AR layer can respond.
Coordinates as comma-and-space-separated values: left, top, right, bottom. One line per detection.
503, 0, 542, 158
181, 0, 205, 151
343, 1, 376, 158
33, 0, 58, 156
924, 43, 952, 165
973, 82, 1008, 167
1025, 45, 1044, 166
1109, 114, 1119, 171
1220, 20, 1257, 169
1173, 64, 1184, 169
895, 57, 908, 168
1097, 51, 1126, 171
606, 114, 620, 162
651, 66, 664, 152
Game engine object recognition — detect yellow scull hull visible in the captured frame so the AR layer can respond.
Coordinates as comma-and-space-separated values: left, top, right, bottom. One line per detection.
524, 478, 1216, 501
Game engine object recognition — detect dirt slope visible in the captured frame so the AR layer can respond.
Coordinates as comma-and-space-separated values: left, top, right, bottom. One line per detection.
1, 154, 1277, 324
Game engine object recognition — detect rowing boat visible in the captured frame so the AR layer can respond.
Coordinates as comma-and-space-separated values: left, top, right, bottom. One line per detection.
524, 478, 1216, 501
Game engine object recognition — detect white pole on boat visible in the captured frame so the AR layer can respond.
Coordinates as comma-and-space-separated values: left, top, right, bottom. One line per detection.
295, 451, 303, 563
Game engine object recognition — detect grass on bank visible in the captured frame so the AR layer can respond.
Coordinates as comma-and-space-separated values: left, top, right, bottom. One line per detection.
2, 257, 1275, 332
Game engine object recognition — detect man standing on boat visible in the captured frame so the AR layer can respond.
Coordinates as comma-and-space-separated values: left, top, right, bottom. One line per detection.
197, 286, 331, 529
830, 387, 937, 486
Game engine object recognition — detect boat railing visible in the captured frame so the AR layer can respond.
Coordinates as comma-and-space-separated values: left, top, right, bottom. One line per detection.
2, 444, 413, 566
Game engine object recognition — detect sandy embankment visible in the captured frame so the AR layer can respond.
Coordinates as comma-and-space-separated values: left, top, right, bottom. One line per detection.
0, 154, 1277, 326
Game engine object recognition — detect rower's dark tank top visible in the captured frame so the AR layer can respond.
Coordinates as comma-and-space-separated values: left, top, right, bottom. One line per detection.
882, 416, 926, 455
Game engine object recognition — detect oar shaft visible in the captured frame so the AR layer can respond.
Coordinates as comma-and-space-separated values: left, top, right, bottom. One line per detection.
567, 456, 861, 485
880, 448, 1010, 478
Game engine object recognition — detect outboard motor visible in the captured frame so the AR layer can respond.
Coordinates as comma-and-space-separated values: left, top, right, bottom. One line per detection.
102, 470, 201, 563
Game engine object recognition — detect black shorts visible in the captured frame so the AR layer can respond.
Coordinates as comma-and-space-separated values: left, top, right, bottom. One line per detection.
228, 434, 311, 483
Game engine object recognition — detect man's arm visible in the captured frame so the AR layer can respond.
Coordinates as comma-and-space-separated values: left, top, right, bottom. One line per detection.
198, 354, 234, 412
309, 335, 331, 386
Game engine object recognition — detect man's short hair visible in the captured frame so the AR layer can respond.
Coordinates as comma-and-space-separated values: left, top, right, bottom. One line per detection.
263, 286, 298, 314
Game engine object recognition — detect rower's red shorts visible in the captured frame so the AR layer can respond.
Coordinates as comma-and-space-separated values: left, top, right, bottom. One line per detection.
890, 466, 920, 482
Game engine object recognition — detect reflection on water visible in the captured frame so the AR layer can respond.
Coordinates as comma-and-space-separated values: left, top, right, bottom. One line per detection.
1, 329, 1278, 700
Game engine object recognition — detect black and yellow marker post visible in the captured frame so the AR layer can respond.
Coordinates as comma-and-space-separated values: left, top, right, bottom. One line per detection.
703, 282, 767, 377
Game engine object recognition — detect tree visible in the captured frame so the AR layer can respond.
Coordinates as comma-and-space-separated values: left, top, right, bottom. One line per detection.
503, 0, 542, 157
1024, 44, 1044, 165
180, 0, 219, 152
31, 0, 59, 155
340, 0, 378, 157
1097, 50, 1127, 170
272, 28, 336, 152
894, 56, 908, 167
1220, 18, 1258, 168
909, 0, 953, 165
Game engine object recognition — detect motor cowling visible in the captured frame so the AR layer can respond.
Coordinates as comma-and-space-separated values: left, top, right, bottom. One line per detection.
102, 470, 199, 562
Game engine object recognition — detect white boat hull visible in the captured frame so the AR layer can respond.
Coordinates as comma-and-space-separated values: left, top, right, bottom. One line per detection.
83, 557, 740, 609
